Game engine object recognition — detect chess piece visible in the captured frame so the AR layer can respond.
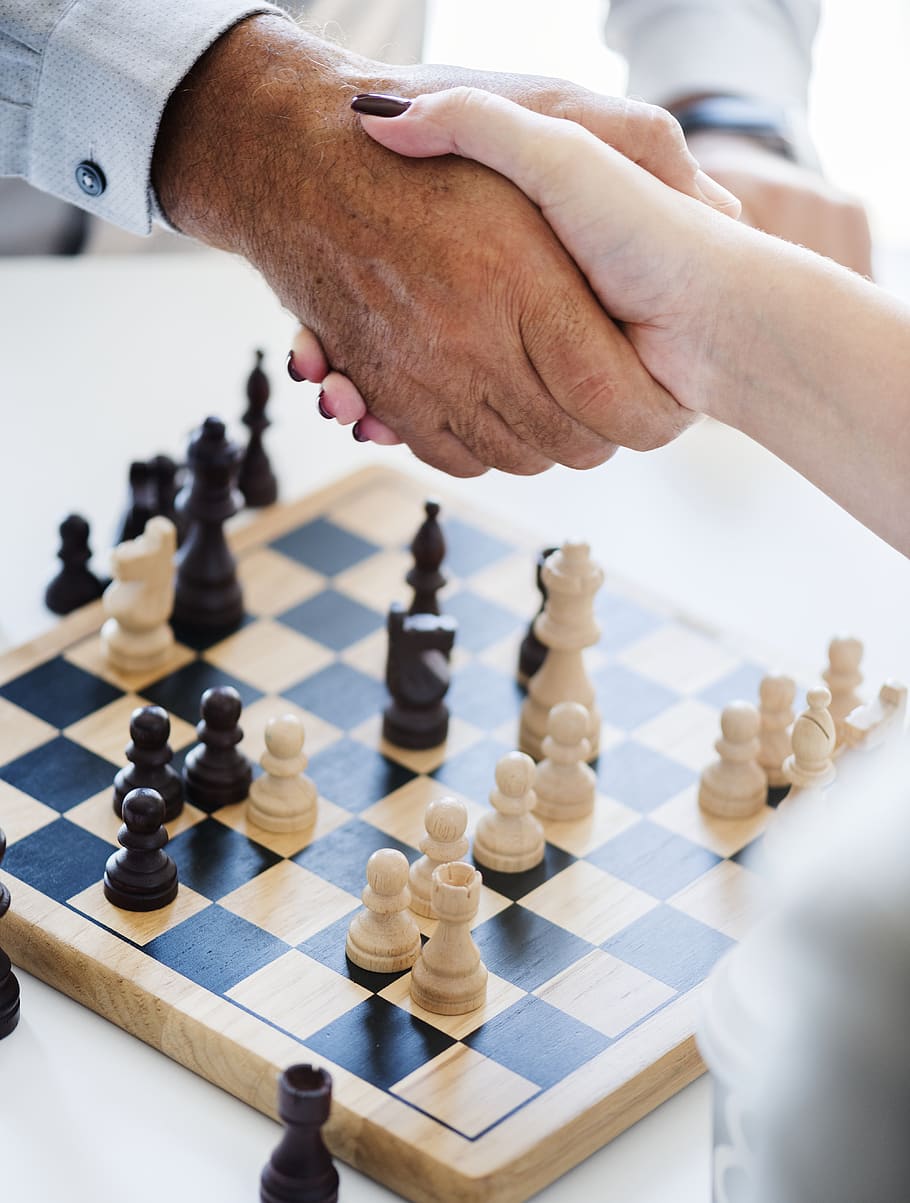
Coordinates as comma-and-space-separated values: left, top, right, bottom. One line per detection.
113, 704, 183, 821
101, 516, 176, 673
407, 499, 446, 615
757, 673, 796, 790
150, 454, 180, 527
519, 541, 602, 761
103, 788, 179, 911
698, 701, 768, 819
247, 715, 317, 833
383, 603, 457, 750
517, 546, 558, 687
823, 635, 864, 744
410, 862, 488, 1015
409, 796, 469, 918
260, 1064, 339, 1203
474, 751, 545, 873
843, 681, 909, 750
533, 701, 597, 820
239, 349, 278, 508
0, 829, 21, 1039
172, 416, 244, 632
183, 686, 253, 812
345, 849, 421, 973
783, 686, 837, 793
116, 460, 157, 545
44, 513, 106, 615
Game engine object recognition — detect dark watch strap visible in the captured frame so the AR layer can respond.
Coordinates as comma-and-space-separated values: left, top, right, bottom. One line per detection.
671, 95, 797, 161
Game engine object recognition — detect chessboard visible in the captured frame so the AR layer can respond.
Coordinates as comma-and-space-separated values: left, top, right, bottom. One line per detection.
0, 466, 776, 1203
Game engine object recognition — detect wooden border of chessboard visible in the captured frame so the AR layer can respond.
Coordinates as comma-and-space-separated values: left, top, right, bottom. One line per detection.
1, 465, 716, 1202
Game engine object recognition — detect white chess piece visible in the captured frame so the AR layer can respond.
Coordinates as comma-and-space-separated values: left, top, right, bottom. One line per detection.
698, 701, 767, 819
101, 516, 176, 672
247, 715, 317, 832
473, 751, 545, 873
823, 636, 864, 744
784, 686, 837, 794
534, 701, 597, 820
409, 796, 469, 917
757, 674, 795, 789
346, 849, 421, 973
410, 861, 487, 1014
843, 681, 909, 750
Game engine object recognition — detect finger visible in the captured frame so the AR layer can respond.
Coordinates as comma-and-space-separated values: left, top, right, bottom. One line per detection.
320, 371, 369, 424
353, 414, 403, 444
288, 326, 329, 382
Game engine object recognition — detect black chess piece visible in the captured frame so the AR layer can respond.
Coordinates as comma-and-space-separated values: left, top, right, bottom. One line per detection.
260, 1064, 339, 1203
116, 460, 157, 545
113, 705, 184, 821
103, 788, 179, 912
239, 349, 278, 508
150, 454, 180, 526
44, 513, 107, 615
172, 416, 244, 632
182, 686, 252, 812
0, 829, 22, 1039
517, 546, 558, 687
383, 603, 457, 749
407, 499, 446, 616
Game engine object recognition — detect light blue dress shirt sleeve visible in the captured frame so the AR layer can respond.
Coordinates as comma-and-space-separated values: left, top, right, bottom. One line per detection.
0, 0, 289, 235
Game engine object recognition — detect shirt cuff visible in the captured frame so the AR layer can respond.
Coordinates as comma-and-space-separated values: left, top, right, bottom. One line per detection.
29, 0, 290, 236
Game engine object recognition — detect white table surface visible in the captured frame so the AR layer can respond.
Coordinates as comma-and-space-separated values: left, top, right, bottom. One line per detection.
1, 251, 907, 1203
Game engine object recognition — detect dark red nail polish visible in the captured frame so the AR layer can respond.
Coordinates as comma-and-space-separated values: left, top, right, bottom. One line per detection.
317, 392, 333, 420
286, 351, 304, 383
352, 421, 369, 443
351, 93, 412, 118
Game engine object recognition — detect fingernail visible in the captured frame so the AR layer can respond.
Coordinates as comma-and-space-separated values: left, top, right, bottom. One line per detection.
352, 421, 369, 443
286, 351, 305, 383
694, 169, 741, 213
317, 391, 334, 420
351, 93, 412, 118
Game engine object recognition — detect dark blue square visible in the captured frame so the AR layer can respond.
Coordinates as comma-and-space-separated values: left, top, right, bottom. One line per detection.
306, 994, 455, 1092
440, 517, 514, 578
293, 819, 418, 895
284, 664, 388, 731
142, 661, 263, 725
145, 905, 289, 995
306, 739, 415, 813
432, 738, 513, 803
699, 663, 766, 709
277, 590, 384, 651
466, 995, 610, 1089
595, 741, 696, 813
2, 820, 111, 903
472, 906, 594, 991
0, 736, 119, 811
475, 843, 576, 903
271, 519, 379, 576
448, 661, 524, 731
595, 593, 665, 653
166, 819, 281, 898
602, 905, 734, 992
444, 590, 522, 653
299, 911, 420, 993
592, 664, 679, 731
587, 821, 721, 899
0, 657, 122, 728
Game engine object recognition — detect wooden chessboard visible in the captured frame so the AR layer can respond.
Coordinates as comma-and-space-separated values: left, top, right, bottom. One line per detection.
0, 466, 776, 1203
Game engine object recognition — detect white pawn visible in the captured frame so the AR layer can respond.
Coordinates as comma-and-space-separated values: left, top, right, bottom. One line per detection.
474, 752, 545, 873
409, 796, 469, 918
247, 715, 317, 832
346, 849, 421, 973
410, 861, 487, 1015
534, 702, 596, 820
823, 636, 864, 744
698, 701, 767, 819
783, 686, 837, 792
101, 516, 176, 672
758, 674, 796, 788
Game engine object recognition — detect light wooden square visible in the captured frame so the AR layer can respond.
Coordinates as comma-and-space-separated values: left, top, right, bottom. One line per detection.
535, 949, 675, 1039
520, 861, 658, 945
334, 549, 412, 614
633, 698, 720, 772
237, 547, 325, 616
0, 780, 59, 845
220, 860, 360, 945
328, 480, 425, 547
538, 799, 641, 858
68, 880, 211, 945
227, 950, 370, 1038
339, 628, 389, 683
391, 1044, 539, 1137
465, 551, 539, 617
65, 694, 197, 764
204, 621, 334, 695
0, 697, 57, 763
215, 796, 353, 857
618, 624, 741, 694
65, 634, 196, 693
670, 860, 765, 941
350, 713, 484, 776
360, 775, 484, 849
237, 695, 342, 765
380, 969, 526, 1041
650, 784, 774, 859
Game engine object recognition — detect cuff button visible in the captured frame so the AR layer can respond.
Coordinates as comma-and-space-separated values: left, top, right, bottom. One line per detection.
75, 161, 106, 197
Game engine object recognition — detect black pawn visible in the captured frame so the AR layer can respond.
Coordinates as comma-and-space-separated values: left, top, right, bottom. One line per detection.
261, 1064, 339, 1203
103, 788, 179, 912
383, 603, 457, 749
150, 454, 180, 526
517, 546, 558, 687
113, 705, 184, 822
407, 500, 446, 616
117, 460, 156, 545
0, 829, 22, 1039
239, 349, 278, 508
172, 416, 244, 632
45, 513, 106, 615
182, 686, 252, 812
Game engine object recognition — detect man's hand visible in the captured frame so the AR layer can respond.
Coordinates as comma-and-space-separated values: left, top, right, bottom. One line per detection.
686, 132, 873, 277
151, 16, 736, 477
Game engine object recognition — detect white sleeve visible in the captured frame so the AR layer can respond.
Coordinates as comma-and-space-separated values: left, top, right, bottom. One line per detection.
604, 0, 821, 111
0, 0, 290, 236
